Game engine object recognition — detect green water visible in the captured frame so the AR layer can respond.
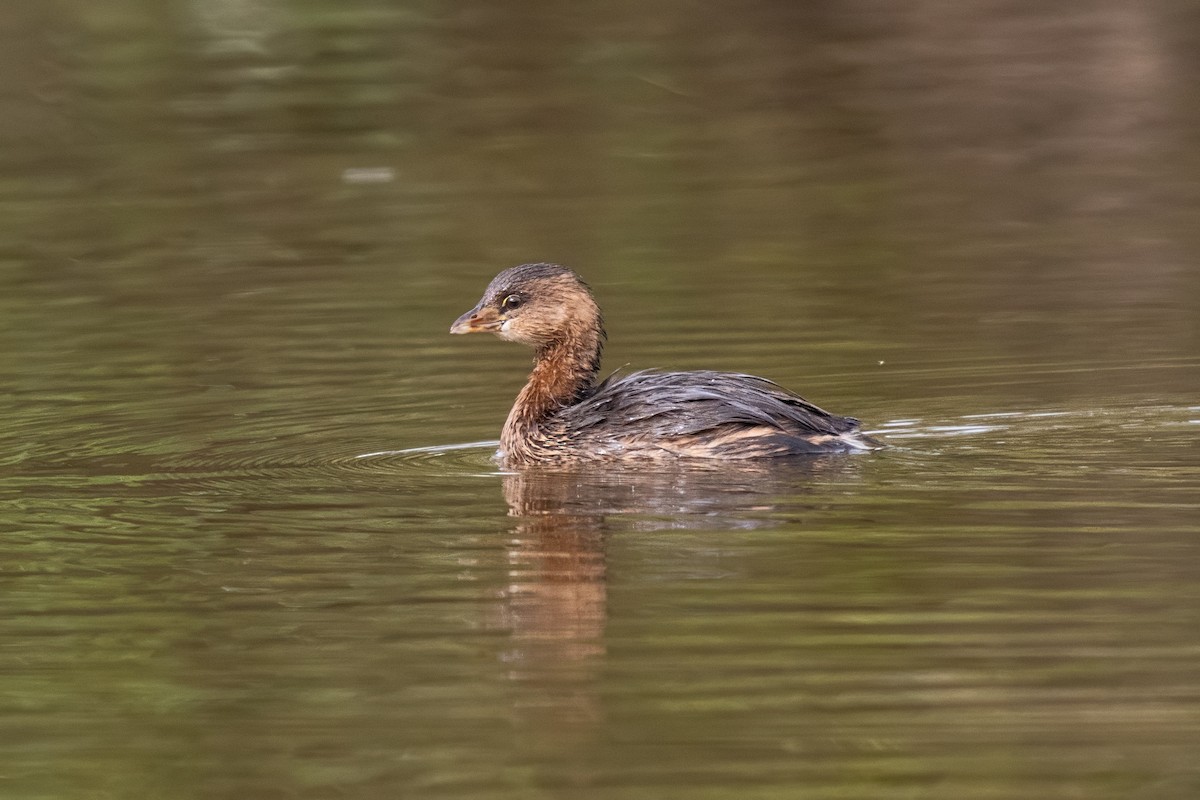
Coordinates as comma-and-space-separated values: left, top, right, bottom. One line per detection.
1, 2, 1198, 798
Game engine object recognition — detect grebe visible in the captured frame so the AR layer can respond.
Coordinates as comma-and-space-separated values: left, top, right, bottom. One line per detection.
451, 263, 879, 465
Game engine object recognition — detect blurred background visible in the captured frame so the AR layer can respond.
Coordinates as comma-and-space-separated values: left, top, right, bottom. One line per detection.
2, 0, 1196, 447
0, 2, 1198, 798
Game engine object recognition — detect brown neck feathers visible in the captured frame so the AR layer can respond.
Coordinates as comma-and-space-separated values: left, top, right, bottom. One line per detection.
501, 321, 604, 456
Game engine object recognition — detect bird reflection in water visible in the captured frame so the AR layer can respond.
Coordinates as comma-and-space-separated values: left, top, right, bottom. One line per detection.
492, 469, 609, 739
492, 458, 867, 741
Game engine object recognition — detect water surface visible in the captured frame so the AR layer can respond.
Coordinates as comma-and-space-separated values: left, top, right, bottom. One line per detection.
1, 2, 1199, 798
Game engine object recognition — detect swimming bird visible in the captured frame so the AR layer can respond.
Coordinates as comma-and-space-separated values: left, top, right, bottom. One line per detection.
451, 263, 879, 465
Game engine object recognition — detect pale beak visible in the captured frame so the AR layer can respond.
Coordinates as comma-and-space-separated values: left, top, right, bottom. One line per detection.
450, 304, 502, 335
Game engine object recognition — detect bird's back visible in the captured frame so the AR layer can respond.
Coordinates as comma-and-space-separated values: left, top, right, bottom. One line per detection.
535, 370, 877, 460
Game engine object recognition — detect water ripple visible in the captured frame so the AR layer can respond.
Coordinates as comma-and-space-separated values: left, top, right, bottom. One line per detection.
353, 440, 502, 474
4, 405, 1193, 505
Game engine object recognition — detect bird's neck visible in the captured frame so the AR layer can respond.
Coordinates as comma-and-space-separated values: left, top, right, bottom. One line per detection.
502, 322, 604, 456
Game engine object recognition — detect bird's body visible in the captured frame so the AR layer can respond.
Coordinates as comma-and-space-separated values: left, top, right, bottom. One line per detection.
508, 369, 875, 463
451, 263, 879, 466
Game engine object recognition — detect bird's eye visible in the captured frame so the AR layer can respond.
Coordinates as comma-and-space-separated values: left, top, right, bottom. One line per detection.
501, 294, 522, 310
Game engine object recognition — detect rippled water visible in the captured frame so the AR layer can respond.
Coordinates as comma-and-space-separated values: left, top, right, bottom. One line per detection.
3, 2, 1199, 798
